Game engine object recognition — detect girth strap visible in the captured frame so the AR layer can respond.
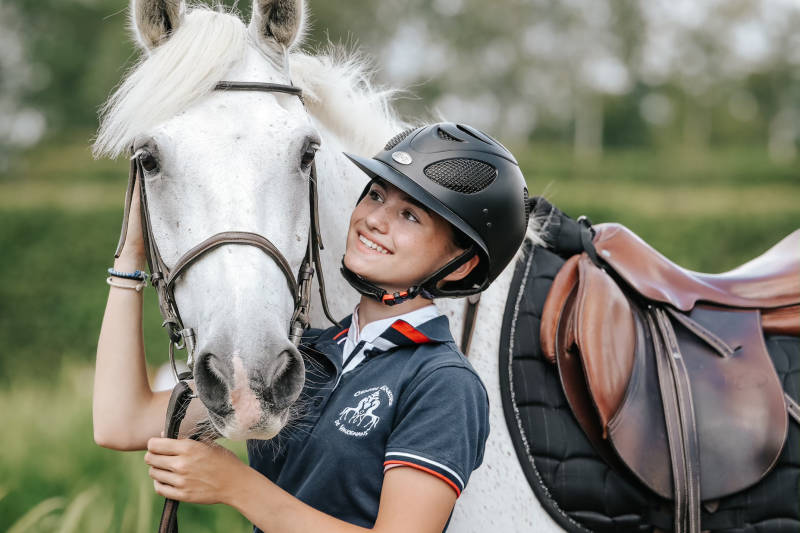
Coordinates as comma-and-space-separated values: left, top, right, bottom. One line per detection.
652, 308, 702, 533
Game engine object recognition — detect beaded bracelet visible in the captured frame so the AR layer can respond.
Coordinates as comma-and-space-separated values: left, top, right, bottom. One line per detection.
107, 267, 148, 281
106, 276, 147, 292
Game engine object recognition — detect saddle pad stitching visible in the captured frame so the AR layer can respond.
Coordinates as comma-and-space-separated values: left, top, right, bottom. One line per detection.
506, 242, 593, 533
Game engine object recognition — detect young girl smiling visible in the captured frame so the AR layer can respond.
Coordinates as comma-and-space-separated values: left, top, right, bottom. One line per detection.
95, 122, 530, 532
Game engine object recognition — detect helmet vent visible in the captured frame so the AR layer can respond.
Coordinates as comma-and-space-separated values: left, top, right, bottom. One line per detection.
437, 128, 461, 142
424, 159, 497, 194
384, 127, 417, 150
523, 188, 530, 227
457, 124, 492, 144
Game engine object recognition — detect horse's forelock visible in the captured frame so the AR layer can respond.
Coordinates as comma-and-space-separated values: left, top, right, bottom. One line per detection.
94, 7, 247, 159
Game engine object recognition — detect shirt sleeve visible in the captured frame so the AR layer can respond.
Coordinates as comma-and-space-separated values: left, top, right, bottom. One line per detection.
384, 365, 490, 497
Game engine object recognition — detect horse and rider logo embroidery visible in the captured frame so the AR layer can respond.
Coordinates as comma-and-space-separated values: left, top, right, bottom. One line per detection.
335, 385, 394, 437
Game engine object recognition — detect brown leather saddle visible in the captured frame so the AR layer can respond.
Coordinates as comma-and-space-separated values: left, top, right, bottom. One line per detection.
540, 222, 800, 533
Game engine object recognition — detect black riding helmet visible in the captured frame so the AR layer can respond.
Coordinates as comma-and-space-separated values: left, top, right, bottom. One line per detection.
343, 122, 530, 304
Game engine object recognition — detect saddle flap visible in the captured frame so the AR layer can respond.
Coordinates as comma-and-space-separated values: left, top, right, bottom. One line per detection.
573, 254, 636, 435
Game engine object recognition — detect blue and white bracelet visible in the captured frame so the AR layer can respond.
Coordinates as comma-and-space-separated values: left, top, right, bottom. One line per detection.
106, 268, 148, 292
107, 268, 148, 281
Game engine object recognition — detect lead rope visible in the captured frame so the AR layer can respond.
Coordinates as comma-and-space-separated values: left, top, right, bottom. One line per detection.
157, 382, 195, 533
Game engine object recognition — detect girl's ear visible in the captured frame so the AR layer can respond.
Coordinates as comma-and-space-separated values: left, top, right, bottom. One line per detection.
250, 0, 306, 51
130, 0, 184, 51
441, 254, 481, 283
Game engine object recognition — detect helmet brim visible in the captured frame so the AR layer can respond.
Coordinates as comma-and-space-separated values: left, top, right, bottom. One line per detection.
343, 152, 490, 261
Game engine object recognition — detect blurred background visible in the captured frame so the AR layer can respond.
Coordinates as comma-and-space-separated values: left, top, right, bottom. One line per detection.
1, 0, 798, 531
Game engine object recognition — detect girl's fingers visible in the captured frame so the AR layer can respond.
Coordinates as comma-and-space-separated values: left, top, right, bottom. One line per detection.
147, 437, 188, 455
153, 479, 182, 500
149, 466, 183, 488
144, 450, 181, 471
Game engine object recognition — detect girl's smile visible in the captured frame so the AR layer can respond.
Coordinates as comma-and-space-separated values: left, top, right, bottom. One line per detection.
357, 233, 392, 255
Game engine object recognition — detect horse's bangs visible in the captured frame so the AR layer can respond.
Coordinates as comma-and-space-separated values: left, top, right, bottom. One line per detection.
94, 8, 247, 158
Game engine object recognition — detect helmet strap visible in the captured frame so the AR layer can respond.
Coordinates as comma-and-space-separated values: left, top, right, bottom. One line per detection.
418, 245, 477, 298
339, 259, 422, 306
339, 245, 477, 306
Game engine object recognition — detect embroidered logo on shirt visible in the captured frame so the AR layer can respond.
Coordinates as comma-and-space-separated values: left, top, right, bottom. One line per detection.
335, 386, 394, 437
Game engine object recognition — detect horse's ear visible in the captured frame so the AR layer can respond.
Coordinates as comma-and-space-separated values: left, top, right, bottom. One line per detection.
130, 0, 184, 51
250, 0, 305, 50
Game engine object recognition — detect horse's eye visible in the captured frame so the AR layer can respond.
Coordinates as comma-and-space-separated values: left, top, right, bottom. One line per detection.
139, 151, 160, 173
301, 143, 319, 170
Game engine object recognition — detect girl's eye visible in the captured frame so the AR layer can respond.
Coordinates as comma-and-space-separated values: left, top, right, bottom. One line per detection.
402, 210, 419, 223
368, 189, 383, 202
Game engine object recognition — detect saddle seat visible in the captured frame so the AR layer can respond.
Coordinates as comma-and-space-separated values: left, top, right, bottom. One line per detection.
593, 223, 800, 312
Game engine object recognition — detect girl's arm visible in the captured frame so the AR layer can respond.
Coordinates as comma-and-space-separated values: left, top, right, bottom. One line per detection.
93, 179, 206, 450
146, 437, 456, 533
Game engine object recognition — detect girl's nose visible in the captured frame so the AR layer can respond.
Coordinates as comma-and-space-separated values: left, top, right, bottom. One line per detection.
365, 204, 389, 233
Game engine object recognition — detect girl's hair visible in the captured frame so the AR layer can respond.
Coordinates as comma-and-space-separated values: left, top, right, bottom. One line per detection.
452, 227, 474, 252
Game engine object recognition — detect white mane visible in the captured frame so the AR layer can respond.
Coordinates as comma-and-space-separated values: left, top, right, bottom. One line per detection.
289, 49, 409, 155
94, 6, 408, 159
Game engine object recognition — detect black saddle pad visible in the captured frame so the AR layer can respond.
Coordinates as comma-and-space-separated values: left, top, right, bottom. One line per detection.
499, 240, 800, 533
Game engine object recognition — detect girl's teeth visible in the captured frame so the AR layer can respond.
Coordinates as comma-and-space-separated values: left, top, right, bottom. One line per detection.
359, 235, 389, 254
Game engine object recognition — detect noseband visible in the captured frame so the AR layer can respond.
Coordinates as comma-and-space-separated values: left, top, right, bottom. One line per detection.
115, 81, 340, 382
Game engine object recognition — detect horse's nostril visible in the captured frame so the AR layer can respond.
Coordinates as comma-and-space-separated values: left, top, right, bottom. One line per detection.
193, 352, 233, 417
268, 350, 305, 411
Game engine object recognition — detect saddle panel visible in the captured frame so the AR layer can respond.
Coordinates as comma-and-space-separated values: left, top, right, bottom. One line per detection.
593, 224, 800, 311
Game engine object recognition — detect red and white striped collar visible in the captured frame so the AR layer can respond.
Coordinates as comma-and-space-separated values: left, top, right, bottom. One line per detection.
344, 304, 440, 349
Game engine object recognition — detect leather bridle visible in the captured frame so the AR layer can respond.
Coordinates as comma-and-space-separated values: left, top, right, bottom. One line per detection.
115, 81, 340, 382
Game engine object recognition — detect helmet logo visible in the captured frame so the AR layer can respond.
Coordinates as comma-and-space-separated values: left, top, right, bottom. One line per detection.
391, 151, 413, 165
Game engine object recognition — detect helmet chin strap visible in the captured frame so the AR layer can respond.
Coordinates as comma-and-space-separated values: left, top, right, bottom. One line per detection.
339, 259, 422, 306
339, 246, 476, 306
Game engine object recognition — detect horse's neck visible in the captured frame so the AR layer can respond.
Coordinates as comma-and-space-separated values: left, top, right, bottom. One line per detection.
309, 128, 362, 325
436, 263, 514, 356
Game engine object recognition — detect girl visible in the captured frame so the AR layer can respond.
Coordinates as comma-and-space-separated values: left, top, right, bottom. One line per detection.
94, 122, 529, 532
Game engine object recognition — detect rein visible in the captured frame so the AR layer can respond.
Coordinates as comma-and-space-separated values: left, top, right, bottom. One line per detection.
114, 80, 339, 533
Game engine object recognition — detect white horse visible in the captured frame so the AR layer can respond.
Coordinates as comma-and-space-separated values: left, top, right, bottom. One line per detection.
95, 0, 560, 530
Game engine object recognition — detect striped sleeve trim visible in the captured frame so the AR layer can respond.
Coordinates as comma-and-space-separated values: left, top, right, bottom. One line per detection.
384, 461, 461, 497
384, 451, 465, 496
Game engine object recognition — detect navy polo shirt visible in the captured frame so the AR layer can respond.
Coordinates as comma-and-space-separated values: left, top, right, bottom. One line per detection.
247, 313, 490, 530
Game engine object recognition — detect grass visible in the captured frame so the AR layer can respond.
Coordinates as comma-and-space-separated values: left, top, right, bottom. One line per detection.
1, 136, 799, 529
0, 364, 250, 532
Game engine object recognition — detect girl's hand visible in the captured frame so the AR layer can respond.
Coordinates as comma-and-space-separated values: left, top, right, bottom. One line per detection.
115, 178, 146, 269
145, 437, 245, 505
